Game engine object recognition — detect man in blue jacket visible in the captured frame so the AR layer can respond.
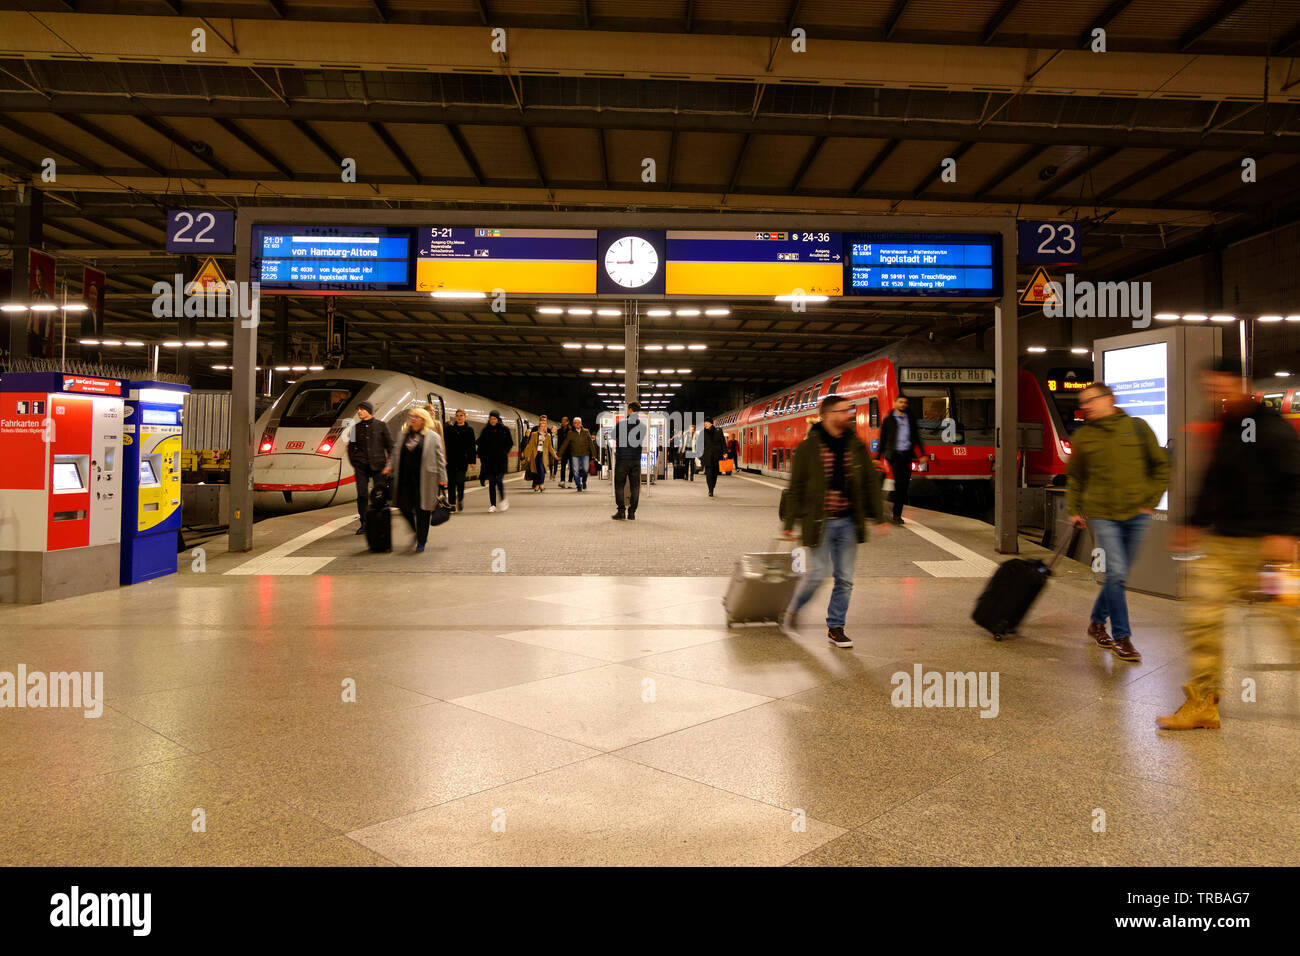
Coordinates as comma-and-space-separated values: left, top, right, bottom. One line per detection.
612, 402, 645, 521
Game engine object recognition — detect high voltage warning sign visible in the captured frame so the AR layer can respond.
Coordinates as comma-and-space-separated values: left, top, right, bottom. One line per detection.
1018, 266, 1058, 307
184, 257, 232, 295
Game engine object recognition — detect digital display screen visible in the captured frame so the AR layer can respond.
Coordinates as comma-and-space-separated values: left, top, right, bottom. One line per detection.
142, 408, 178, 425
139, 460, 159, 486
252, 226, 415, 292
844, 233, 1000, 297
666, 231, 843, 296
52, 461, 84, 491
416, 228, 596, 294
1103, 341, 1169, 511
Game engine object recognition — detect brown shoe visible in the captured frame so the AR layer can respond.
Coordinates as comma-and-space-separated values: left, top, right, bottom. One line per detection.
1110, 636, 1142, 662
1156, 684, 1220, 730
1087, 621, 1114, 647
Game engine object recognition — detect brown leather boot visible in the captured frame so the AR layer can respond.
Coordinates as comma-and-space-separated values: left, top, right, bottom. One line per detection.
1156, 684, 1221, 730
1111, 636, 1142, 662
1087, 621, 1114, 647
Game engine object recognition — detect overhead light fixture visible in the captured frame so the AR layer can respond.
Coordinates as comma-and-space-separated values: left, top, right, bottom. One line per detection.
184, 340, 205, 347
291, 365, 307, 371
644, 369, 658, 375
646, 309, 671, 316
100, 339, 122, 347
774, 294, 828, 303
211, 364, 228, 370
1182, 314, 1208, 322
78, 338, 99, 345
207, 339, 227, 347
675, 308, 700, 317
678, 368, 691, 374
562, 343, 582, 349
705, 308, 730, 316
581, 367, 596, 373
616, 368, 625, 373
1276, 370, 1292, 377
1154, 313, 1180, 322
597, 367, 612, 373
431, 290, 487, 299
597, 308, 621, 316
608, 344, 625, 350
61, 303, 88, 312
1286, 315, 1300, 323
162, 340, 184, 347
538, 307, 564, 315
1258, 315, 1284, 323
124, 341, 144, 347
1, 304, 27, 312
1210, 314, 1236, 323
584, 343, 604, 350
30, 303, 57, 312
669, 382, 681, 387
644, 344, 663, 351
1070, 347, 1089, 354
273, 365, 291, 372
568, 307, 593, 316
309, 365, 325, 371
666, 344, 685, 351
1027, 346, 1048, 353
687, 344, 707, 350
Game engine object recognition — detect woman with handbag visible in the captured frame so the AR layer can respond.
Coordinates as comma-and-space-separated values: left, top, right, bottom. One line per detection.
383, 406, 447, 553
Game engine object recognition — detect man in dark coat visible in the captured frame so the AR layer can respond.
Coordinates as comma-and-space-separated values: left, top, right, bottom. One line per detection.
476, 410, 514, 512
876, 394, 925, 525
698, 417, 729, 498
444, 408, 477, 513
347, 400, 393, 534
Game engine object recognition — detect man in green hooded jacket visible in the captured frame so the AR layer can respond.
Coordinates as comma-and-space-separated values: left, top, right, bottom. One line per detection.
1066, 382, 1170, 663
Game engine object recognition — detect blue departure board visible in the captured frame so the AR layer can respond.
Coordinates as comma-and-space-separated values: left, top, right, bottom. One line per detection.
252, 226, 416, 292
843, 233, 1001, 297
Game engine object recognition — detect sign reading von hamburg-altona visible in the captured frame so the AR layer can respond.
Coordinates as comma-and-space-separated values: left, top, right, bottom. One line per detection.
900, 368, 995, 384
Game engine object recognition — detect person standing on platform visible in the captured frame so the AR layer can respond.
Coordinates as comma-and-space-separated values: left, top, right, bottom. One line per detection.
780, 394, 888, 648
443, 408, 476, 514
477, 410, 513, 513
558, 416, 598, 492
699, 416, 728, 498
727, 434, 740, 468
347, 401, 393, 535
877, 395, 924, 525
612, 402, 644, 521
523, 415, 556, 492
556, 416, 573, 487
549, 425, 561, 481
682, 425, 698, 481
383, 407, 446, 554
1159, 361, 1300, 731
1066, 382, 1170, 664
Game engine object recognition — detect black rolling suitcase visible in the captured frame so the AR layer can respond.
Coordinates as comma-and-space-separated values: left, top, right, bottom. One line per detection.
365, 478, 393, 553
972, 528, 1079, 640
673, 461, 688, 479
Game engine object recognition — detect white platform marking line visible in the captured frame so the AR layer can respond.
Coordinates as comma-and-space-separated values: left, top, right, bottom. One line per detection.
903, 518, 999, 578
732, 472, 788, 492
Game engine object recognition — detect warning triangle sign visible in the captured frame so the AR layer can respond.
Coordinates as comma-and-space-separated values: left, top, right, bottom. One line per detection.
184, 257, 231, 295
1018, 266, 1058, 307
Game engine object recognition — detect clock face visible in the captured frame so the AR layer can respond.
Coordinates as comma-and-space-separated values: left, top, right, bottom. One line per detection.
603, 236, 660, 289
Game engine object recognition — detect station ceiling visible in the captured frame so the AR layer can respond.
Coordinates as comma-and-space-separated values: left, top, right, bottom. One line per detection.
2, 0, 1298, 392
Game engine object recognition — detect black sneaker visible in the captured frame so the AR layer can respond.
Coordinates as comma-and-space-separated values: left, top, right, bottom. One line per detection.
628, 513, 636, 520
612, 512, 626, 520
457, 502, 464, 512
355, 525, 365, 535
827, 627, 853, 648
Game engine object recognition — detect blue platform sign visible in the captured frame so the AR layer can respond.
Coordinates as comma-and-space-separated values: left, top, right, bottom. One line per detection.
166, 210, 235, 254
1017, 221, 1082, 265
844, 233, 1000, 297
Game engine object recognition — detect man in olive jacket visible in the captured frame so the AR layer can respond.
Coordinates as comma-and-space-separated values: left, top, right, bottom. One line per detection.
1066, 382, 1170, 663
557, 416, 598, 492
780, 394, 890, 648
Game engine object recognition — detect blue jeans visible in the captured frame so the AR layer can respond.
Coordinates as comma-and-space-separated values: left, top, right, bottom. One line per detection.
1089, 514, 1150, 639
571, 455, 589, 489
790, 516, 858, 630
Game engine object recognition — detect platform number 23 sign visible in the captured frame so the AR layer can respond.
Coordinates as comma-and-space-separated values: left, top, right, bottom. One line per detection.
1017, 221, 1081, 266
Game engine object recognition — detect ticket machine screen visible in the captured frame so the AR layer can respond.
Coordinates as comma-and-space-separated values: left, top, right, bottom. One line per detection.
53, 461, 85, 491
139, 460, 160, 486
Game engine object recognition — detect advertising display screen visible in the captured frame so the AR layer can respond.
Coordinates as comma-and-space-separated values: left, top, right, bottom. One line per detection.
416, 228, 597, 294
665, 231, 842, 296
141, 408, 179, 426
252, 226, 416, 292
844, 233, 1000, 297
53, 461, 84, 491
1103, 341, 1170, 511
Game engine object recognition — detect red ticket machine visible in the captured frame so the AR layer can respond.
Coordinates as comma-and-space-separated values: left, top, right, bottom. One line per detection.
0, 372, 125, 603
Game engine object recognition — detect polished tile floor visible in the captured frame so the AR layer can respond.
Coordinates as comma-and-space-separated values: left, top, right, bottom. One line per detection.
1, 479, 1297, 866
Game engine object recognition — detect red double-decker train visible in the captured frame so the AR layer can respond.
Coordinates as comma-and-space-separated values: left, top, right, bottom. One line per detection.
716, 339, 1090, 509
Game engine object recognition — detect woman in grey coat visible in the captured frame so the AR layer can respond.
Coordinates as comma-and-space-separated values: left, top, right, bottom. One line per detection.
382, 406, 447, 553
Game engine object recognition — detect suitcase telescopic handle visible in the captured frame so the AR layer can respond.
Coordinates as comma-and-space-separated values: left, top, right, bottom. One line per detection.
1048, 526, 1081, 571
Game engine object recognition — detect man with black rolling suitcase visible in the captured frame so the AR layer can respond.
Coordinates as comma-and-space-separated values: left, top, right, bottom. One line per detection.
365, 474, 393, 553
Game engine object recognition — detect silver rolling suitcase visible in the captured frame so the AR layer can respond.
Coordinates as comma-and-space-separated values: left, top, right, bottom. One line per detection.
723, 545, 801, 626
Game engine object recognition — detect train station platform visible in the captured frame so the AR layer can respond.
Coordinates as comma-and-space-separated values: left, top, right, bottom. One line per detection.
1, 471, 1296, 866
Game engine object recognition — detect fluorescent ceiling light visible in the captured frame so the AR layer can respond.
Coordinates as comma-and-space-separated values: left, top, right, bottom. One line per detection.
646, 309, 671, 316
568, 308, 593, 315
1210, 314, 1236, 323
207, 339, 228, 347
124, 341, 144, 347
184, 340, 205, 347
30, 303, 57, 312
1, 304, 27, 312
1286, 315, 1300, 323
705, 308, 730, 316
100, 340, 122, 346
581, 367, 596, 372
583, 343, 604, 349
774, 294, 828, 303
666, 344, 685, 351
1182, 314, 1208, 322
687, 344, 707, 350
538, 307, 564, 314
1258, 315, 1284, 323
211, 365, 227, 370
1276, 371, 1292, 377
597, 308, 621, 316
309, 365, 325, 371
1154, 313, 1180, 322
677, 368, 691, 374
291, 365, 307, 371
78, 338, 99, 345
675, 308, 700, 316
61, 303, 88, 312
608, 344, 625, 350
597, 368, 612, 373
1070, 347, 1090, 354
562, 343, 582, 349
431, 290, 486, 298
274, 365, 291, 372
1026, 346, 1047, 353
644, 344, 663, 351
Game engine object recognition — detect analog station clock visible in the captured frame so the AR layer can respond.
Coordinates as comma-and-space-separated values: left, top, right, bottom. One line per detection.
603, 236, 659, 289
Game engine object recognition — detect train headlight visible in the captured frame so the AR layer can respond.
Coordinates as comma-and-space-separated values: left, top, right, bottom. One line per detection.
318, 441, 333, 454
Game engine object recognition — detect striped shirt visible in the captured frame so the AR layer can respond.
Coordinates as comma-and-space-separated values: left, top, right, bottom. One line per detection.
820, 441, 852, 517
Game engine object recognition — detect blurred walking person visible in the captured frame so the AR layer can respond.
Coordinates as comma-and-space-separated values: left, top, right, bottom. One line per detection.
444, 408, 477, 514
523, 415, 556, 492
347, 400, 393, 535
1066, 382, 1170, 663
877, 395, 924, 525
556, 416, 573, 487
383, 407, 446, 554
1160, 361, 1300, 730
558, 416, 598, 492
699, 416, 728, 497
477, 410, 513, 513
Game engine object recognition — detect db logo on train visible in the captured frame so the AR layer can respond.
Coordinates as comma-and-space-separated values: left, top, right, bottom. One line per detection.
285, 441, 305, 450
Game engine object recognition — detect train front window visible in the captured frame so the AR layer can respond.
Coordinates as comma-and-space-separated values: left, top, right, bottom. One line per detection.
279, 380, 366, 427
952, 385, 995, 443
907, 387, 950, 442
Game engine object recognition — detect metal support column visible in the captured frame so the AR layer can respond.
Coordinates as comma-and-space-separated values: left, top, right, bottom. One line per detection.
993, 223, 1020, 553
272, 297, 289, 365
623, 298, 638, 408
6, 186, 43, 361
229, 226, 257, 552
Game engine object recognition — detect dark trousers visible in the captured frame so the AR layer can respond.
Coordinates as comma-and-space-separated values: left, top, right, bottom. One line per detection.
398, 503, 431, 546
686, 457, 696, 480
613, 459, 640, 515
487, 473, 505, 506
552, 454, 561, 478
449, 467, 467, 507
532, 453, 546, 488
887, 452, 913, 520
705, 464, 719, 493
353, 464, 378, 521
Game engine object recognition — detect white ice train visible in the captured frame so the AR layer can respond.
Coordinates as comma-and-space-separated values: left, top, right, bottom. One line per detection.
253, 368, 540, 513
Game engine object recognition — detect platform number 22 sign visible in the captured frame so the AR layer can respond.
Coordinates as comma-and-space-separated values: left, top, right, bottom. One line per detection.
166, 209, 235, 254
1017, 221, 1081, 266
